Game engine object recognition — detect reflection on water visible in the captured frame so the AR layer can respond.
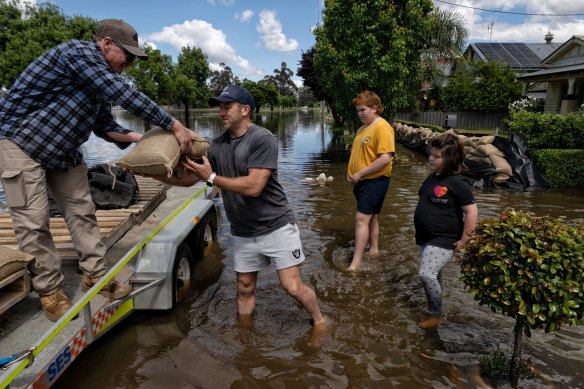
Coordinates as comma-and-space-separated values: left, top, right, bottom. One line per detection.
27, 110, 584, 388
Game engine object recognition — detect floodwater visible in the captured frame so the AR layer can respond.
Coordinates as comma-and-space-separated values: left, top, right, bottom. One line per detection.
4, 110, 584, 388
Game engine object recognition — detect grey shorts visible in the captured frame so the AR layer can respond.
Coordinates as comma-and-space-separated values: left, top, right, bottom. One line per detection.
232, 223, 305, 273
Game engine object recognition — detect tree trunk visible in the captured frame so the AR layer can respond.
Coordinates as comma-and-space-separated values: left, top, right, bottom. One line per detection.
331, 107, 344, 127
509, 317, 525, 387
183, 99, 190, 127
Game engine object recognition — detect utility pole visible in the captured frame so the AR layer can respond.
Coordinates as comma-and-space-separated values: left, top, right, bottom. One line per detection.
488, 22, 494, 42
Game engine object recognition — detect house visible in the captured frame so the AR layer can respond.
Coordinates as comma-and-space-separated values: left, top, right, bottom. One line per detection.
518, 35, 584, 114
464, 32, 561, 104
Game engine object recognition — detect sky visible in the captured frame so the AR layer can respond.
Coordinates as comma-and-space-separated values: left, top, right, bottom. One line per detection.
20, 0, 584, 85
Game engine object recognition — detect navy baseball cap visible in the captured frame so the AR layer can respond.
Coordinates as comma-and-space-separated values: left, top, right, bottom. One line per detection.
209, 84, 256, 110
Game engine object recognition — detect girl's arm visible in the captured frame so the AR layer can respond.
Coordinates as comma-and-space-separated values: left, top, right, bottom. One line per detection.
455, 203, 478, 250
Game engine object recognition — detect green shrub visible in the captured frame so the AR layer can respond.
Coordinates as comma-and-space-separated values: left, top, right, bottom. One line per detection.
530, 149, 584, 188
506, 111, 584, 149
460, 209, 584, 386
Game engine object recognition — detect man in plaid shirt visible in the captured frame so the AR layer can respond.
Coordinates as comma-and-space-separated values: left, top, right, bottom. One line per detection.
0, 19, 193, 321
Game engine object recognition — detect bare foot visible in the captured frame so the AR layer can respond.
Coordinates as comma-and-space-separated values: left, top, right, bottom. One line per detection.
308, 316, 331, 348
347, 258, 361, 270
418, 317, 441, 329
368, 249, 379, 258
237, 313, 254, 330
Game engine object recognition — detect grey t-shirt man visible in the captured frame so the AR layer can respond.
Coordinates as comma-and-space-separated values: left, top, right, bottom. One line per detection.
208, 124, 295, 237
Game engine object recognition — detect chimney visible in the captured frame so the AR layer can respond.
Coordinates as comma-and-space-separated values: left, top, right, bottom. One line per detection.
545, 31, 554, 44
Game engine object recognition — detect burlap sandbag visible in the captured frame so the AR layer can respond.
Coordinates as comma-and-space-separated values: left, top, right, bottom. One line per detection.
472, 144, 505, 159
493, 172, 511, 183
489, 154, 513, 176
116, 127, 210, 177
0, 247, 34, 281
477, 135, 496, 145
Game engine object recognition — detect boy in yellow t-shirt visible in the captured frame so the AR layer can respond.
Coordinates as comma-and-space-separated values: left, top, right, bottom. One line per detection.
347, 91, 395, 270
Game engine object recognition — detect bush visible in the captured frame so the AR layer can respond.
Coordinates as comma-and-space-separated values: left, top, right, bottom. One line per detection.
506, 111, 584, 149
460, 209, 584, 386
461, 209, 584, 333
530, 149, 584, 188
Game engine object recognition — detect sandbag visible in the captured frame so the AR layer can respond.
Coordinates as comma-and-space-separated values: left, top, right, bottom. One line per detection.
0, 247, 33, 280
489, 154, 513, 176
116, 127, 210, 177
472, 144, 505, 159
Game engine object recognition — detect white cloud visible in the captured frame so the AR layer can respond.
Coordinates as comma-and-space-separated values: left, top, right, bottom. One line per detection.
257, 9, 298, 51
145, 19, 262, 77
236, 9, 254, 22
434, 0, 584, 44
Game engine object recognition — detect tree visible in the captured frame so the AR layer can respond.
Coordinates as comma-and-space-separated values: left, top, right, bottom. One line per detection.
313, 0, 433, 128
125, 45, 174, 105
272, 61, 297, 96
244, 80, 278, 112
208, 62, 240, 96
0, 1, 96, 88
297, 46, 338, 116
296, 86, 317, 107
175, 46, 211, 122
418, 8, 469, 111
443, 61, 522, 112
423, 9, 468, 62
460, 209, 584, 387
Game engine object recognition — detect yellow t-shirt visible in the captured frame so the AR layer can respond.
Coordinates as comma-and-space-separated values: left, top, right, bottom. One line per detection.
347, 117, 395, 179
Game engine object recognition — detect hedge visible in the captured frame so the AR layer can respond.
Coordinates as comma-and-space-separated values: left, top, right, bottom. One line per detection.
530, 149, 584, 188
505, 111, 584, 149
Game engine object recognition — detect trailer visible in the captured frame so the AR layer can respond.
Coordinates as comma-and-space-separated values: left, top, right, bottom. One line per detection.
0, 181, 218, 389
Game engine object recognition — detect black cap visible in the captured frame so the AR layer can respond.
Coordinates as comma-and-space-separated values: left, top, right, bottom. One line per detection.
209, 84, 255, 110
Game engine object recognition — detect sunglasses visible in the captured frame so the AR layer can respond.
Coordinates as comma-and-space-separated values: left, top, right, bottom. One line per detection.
112, 40, 136, 63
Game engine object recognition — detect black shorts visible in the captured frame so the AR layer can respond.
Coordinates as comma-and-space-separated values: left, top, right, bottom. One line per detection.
353, 176, 390, 214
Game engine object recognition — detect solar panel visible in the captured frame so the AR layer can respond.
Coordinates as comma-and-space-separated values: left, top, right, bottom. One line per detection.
476, 43, 543, 69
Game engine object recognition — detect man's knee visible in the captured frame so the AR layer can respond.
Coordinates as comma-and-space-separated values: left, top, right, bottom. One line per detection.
281, 279, 304, 298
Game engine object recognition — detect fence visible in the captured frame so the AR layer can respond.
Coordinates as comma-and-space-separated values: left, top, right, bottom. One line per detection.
393, 111, 508, 130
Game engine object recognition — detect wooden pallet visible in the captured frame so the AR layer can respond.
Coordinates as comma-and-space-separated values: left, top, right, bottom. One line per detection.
0, 177, 168, 259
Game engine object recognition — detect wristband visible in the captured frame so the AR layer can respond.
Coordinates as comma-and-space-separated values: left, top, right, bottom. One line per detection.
207, 172, 217, 187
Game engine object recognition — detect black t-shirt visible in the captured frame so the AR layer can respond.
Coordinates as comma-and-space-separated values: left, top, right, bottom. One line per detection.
208, 124, 295, 237
414, 173, 476, 249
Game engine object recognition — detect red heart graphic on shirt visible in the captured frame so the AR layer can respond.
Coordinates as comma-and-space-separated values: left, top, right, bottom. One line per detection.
434, 186, 448, 197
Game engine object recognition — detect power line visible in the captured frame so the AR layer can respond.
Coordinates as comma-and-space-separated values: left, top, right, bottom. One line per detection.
434, 0, 584, 16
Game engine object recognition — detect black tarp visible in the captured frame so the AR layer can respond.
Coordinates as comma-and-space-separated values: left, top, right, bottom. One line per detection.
49, 164, 139, 217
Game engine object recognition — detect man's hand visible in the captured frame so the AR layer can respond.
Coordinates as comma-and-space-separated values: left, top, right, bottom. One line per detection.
170, 120, 192, 154
182, 156, 213, 182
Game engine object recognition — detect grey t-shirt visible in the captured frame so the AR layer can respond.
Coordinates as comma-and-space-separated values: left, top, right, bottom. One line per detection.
208, 124, 295, 237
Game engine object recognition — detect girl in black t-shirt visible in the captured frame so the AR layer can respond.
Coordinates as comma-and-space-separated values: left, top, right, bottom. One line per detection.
413, 133, 478, 329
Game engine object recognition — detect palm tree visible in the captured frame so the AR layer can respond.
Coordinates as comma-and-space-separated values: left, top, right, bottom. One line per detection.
419, 8, 469, 110
424, 8, 469, 62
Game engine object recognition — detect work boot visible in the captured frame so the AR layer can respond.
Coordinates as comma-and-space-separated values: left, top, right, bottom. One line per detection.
82, 275, 131, 300
40, 288, 72, 322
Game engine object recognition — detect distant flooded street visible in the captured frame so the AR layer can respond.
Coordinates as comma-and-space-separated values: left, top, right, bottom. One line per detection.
8, 110, 583, 388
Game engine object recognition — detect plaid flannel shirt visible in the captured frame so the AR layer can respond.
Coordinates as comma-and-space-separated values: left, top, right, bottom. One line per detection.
0, 40, 174, 171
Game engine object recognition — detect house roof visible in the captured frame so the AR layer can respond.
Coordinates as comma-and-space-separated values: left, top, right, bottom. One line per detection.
518, 63, 584, 80
518, 35, 584, 80
468, 42, 561, 70
541, 35, 584, 64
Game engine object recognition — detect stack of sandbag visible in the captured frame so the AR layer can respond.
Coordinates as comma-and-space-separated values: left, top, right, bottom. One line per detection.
458, 134, 513, 183
392, 122, 513, 184
393, 122, 438, 147
116, 127, 210, 177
